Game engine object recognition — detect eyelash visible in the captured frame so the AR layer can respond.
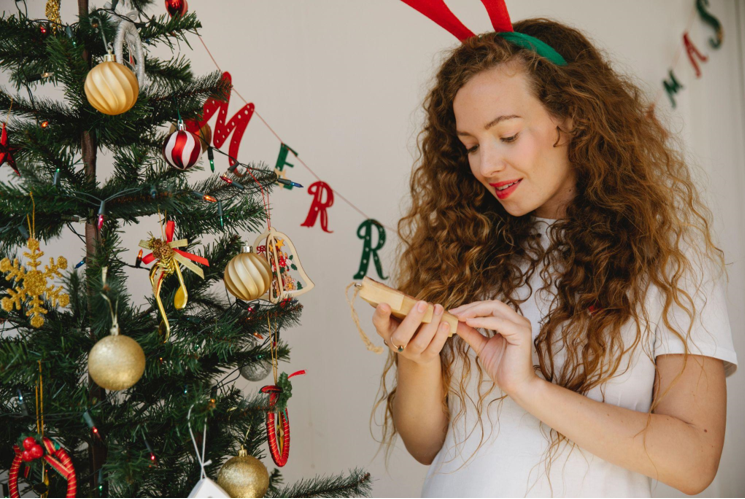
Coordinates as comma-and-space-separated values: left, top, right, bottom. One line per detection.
466, 133, 519, 154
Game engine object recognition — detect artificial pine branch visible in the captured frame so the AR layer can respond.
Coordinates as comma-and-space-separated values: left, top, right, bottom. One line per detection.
267, 468, 375, 498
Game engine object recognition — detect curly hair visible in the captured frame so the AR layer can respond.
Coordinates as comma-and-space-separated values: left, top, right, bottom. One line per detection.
369, 17, 726, 494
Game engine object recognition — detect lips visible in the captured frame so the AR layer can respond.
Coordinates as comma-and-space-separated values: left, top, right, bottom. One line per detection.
488, 178, 523, 200
490, 178, 522, 188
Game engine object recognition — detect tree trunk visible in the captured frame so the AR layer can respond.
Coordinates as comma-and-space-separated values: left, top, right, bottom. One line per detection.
79, 0, 107, 495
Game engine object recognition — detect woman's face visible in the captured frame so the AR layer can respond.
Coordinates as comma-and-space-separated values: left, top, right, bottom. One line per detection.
453, 63, 575, 219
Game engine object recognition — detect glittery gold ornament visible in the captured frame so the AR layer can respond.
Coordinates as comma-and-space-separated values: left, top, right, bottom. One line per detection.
84, 53, 139, 115
1, 195, 69, 328
88, 333, 146, 391
224, 246, 272, 301
217, 446, 269, 498
88, 267, 146, 391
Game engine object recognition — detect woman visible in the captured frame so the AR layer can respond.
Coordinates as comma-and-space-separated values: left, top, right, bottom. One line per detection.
370, 17, 738, 498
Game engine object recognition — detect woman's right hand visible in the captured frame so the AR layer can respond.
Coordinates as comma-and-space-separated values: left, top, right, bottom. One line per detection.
372, 300, 451, 365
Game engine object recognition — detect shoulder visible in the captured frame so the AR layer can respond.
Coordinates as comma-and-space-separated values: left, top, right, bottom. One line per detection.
646, 230, 737, 377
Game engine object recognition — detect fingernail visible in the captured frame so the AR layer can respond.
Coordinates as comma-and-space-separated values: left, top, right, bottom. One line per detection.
417, 301, 427, 312
441, 322, 450, 332
434, 304, 443, 315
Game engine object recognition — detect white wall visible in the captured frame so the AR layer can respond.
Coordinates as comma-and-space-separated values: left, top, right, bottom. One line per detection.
1, 0, 743, 497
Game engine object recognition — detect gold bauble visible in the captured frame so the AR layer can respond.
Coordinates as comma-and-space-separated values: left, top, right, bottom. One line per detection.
84, 54, 139, 115
217, 447, 269, 498
170, 122, 212, 153
224, 246, 273, 301
88, 334, 146, 391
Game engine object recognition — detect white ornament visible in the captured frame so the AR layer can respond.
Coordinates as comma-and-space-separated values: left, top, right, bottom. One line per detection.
103, 1, 145, 85
188, 478, 229, 498
187, 405, 230, 498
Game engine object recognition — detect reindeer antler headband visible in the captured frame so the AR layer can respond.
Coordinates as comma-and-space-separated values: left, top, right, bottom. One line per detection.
400, 0, 567, 66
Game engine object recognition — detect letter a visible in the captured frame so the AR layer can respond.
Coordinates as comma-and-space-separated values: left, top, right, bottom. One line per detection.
683, 32, 708, 78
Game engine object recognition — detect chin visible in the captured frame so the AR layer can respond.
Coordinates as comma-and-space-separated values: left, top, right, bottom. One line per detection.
498, 201, 533, 218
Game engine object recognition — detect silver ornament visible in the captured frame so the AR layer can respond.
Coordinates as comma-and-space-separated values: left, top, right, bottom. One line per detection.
239, 357, 272, 382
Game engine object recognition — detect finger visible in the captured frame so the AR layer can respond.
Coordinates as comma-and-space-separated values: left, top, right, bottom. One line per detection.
479, 299, 528, 324
447, 301, 482, 315
406, 303, 445, 353
462, 317, 526, 345
450, 302, 504, 321
422, 319, 452, 357
452, 301, 522, 324
372, 303, 398, 337
454, 321, 489, 356
391, 300, 431, 346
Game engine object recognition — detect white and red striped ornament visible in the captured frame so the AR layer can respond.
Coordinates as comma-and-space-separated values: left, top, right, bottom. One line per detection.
163, 120, 201, 170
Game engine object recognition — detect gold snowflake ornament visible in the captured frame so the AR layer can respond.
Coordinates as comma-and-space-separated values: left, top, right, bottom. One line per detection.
1, 236, 70, 328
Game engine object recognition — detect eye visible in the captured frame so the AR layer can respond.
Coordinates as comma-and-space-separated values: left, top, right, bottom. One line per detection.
465, 133, 519, 154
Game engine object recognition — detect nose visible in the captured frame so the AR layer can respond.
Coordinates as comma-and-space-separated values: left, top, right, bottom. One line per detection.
477, 141, 506, 179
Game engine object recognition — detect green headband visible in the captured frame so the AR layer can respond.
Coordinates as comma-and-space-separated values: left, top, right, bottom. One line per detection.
497, 32, 568, 66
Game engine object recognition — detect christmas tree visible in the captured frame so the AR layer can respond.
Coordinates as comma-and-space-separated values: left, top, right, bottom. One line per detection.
0, 0, 372, 497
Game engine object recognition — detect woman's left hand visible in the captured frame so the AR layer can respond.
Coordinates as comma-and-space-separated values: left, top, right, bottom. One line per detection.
449, 300, 538, 397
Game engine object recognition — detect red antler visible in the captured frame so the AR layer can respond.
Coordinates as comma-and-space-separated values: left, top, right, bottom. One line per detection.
400, 0, 475, 41
400, 0, 514, 41
480, 0, 513, 33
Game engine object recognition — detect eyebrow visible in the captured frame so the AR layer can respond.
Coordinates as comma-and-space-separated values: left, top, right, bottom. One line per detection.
456, 115, 522, 137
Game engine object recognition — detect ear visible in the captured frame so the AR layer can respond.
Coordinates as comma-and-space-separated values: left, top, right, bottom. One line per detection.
553, 118, 574, 148
561, 115, 574, 134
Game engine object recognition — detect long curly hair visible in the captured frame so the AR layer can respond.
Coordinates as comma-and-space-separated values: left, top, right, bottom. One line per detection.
369, 17, 726, 493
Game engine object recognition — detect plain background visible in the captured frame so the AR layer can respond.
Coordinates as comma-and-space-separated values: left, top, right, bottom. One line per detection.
0, 0, 744, 497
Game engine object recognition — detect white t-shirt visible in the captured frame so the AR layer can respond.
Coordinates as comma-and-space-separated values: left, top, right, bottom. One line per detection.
421, 216, 738, 498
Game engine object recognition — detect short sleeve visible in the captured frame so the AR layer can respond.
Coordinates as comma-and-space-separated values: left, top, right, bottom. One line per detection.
652, 246, 738, 378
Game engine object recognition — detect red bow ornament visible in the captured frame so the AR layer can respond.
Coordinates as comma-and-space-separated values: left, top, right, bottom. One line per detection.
139, 220, 209, 341
10, 437, 77, 498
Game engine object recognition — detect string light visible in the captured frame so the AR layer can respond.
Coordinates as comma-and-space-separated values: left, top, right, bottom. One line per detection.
207, 146, 215, 172
149, 185, 157, 199
40, 120, 49, 128
17, 389, 28, 416
140, 428, 157, 465
53, 168, 60, 187
219, 175, 244, 190
97, 200, 106, 231
75, 257, 86, 269
135, 249, 143, 268
83, 410, 102, 439
217, 200, 224, 228
17, 224, 29, 240
65, 26, 75, 46
203, 195, 217, 203
26, 72, 53, 83
97, 469, 104, 495
277, 177, 303, 188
